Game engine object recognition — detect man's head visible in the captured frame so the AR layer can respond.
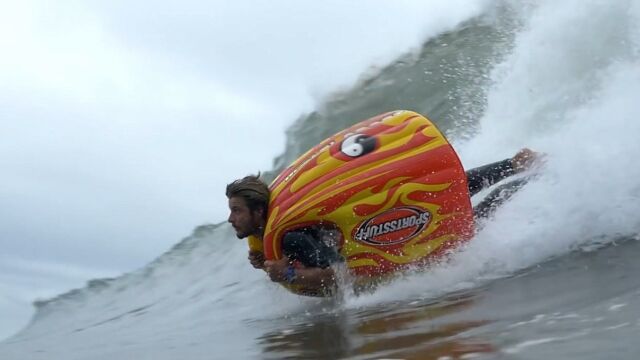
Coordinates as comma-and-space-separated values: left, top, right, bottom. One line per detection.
226, 174, 270, 239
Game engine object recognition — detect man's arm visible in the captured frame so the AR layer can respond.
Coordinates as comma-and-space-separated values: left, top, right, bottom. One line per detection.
264, 257, 336, 289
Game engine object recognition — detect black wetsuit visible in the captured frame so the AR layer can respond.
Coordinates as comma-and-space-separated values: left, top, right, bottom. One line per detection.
282, 227, 343, 269
466, 158, 529, 219
282, 158, 527, 268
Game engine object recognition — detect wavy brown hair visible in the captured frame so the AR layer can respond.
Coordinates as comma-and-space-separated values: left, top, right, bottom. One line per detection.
225, 174, 270, 220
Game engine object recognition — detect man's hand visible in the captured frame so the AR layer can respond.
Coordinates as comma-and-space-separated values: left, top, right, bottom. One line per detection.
264, 258, 337, 290
264, 257, 291, 282
248, 250, 266, 269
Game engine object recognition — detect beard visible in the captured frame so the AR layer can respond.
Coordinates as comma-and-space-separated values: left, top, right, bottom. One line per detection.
234, 220, 262, 239
235, 230, 249, 239
231, 209, 264, 239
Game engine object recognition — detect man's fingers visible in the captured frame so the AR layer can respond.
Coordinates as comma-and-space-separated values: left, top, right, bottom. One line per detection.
248, 251, 266, 269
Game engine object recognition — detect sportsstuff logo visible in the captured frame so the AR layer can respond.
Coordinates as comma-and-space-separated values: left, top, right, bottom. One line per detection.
353, 207, 431, 246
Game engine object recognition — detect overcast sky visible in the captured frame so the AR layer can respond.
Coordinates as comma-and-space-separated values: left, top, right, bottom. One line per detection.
0, 0, 489, 339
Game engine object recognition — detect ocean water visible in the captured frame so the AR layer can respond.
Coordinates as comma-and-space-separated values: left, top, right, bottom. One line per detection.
3, 0, 640, 359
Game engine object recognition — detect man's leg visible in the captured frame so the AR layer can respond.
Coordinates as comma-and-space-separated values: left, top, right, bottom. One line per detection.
466, 148, 540, 196
473, 178, 529, 219
466, 158, 516, 196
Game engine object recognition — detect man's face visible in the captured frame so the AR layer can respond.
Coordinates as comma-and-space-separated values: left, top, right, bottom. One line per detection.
227, 197, 264, 239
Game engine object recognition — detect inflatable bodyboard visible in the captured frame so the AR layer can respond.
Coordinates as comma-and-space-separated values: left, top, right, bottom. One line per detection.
251, 110, 474, 295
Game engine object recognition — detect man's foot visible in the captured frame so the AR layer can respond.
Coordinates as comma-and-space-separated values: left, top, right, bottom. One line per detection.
511, 148, 543, 172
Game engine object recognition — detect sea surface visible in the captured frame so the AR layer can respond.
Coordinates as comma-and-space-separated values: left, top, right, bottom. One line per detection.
3, 1, 640, 359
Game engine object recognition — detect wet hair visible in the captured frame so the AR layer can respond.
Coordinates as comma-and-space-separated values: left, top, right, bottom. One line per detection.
226, 174, 270, 220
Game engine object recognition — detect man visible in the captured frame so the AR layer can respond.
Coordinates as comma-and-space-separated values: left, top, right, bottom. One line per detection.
226, 175, 338, 290
226, 148, 541, 293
